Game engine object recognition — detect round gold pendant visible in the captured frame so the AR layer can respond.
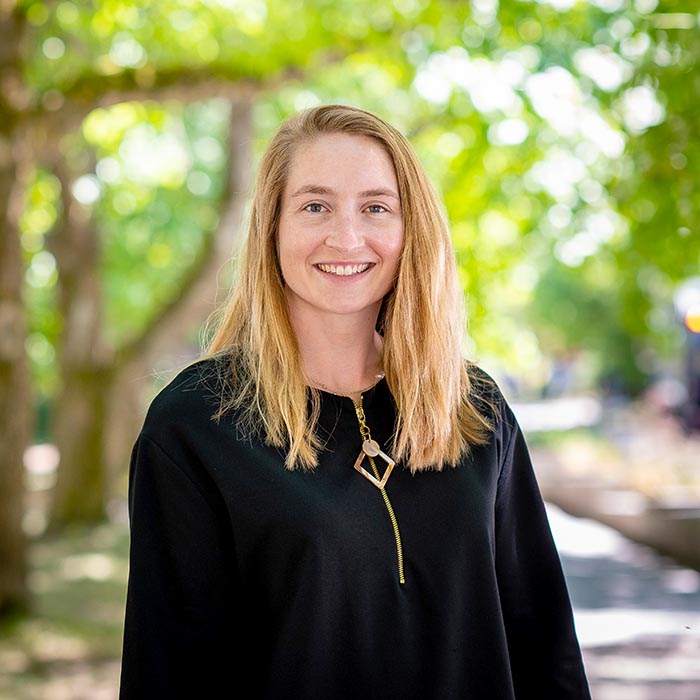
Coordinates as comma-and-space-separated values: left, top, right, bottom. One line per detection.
362, 439, 381, 457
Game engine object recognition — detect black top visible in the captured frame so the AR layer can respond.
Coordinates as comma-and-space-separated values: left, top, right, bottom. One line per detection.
119, 356, 590, 699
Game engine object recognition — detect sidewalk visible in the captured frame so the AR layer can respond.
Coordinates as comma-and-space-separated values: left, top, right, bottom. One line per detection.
518, 395, 700, 698
515, 394, 700, 565
547, 503, 700, 700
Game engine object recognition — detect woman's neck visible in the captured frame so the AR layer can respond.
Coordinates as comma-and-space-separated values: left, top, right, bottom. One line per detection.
288, 304, 384, 400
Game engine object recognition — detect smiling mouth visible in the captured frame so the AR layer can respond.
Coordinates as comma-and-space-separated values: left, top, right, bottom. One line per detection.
316, 263, 373, 276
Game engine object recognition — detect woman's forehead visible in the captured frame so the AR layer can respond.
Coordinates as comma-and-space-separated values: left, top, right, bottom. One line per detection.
283, 133, 398, 195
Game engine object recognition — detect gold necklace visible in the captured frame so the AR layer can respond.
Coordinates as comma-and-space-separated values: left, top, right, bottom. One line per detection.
309, 373, 385, 398
308, 372, 395, 489
352, 393, 396, 490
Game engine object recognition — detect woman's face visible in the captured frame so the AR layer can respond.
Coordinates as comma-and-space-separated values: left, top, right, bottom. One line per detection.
277, 132, 404, 323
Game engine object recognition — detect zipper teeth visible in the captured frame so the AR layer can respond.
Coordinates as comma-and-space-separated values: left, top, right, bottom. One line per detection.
355, 395, 406, 585
367, 455, 405, 584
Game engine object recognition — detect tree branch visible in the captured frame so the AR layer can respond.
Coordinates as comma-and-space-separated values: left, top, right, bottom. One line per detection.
24, 63, 309, 134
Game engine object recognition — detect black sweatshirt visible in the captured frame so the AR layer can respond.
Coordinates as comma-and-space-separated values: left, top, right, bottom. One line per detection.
119, 356, 591, 699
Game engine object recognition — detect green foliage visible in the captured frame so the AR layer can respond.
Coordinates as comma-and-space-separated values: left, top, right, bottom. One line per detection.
21, 0, 469, 95
527, 258, 648, 393
16, 0, 700, 401
86, 100, 230, 345
610, 0, 700, 351
21, 170, 62, 397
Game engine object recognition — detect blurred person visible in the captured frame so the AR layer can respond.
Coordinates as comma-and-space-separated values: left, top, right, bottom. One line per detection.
683, 328, 700, 432
119, 105, 590, 699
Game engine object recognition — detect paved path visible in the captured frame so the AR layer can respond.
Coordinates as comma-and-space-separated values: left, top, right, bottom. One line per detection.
547, 503, 700, 700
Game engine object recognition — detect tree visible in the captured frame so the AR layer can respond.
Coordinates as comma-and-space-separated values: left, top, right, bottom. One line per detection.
49, 96, 254, 527
610, 2, 700, 369
0, 0, 31, 615
7, 0, 697, 557
9, 1, 478, 541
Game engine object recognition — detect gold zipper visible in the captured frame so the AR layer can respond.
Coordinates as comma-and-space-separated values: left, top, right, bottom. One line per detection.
353, 395, 406, 585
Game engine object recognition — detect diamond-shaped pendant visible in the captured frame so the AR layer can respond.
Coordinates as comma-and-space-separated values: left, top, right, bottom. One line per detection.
353, 439, 395, 489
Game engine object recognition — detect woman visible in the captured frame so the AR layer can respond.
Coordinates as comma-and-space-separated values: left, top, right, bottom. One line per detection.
119, 104, 590, 699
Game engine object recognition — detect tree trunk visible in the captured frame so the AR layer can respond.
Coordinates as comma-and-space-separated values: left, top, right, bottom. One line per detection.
46, 148, 115, 529
47, 96, 254, 528
0, 1, 31, 616
47, 365, 114, 527
0, 156, 32, 616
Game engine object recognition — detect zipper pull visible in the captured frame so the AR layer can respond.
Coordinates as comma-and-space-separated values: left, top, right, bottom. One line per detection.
353, 394, 395, 489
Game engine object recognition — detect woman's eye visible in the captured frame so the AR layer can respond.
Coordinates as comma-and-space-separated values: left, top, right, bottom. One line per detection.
304, 203, 325, 213
367, 204, 387, 213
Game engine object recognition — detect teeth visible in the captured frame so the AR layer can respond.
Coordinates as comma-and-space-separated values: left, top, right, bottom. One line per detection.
318, 263, 370, 276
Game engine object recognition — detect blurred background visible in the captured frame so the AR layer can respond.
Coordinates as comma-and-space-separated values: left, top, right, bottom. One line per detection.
0, 0, 699, 698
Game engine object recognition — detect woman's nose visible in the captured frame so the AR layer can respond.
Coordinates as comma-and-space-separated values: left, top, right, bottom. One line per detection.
325, 213, 363, 251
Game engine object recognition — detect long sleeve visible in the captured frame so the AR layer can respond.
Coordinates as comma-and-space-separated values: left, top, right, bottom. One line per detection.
119, 432, 239, 698
494, 404, 591, 699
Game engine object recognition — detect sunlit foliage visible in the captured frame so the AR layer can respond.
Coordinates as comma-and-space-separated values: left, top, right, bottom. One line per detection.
17, 0, 700, 399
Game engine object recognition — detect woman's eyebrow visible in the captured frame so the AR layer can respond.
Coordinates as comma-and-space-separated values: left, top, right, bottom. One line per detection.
360, 188, 400, 200
290, 185, 332, 197
290, 184, 400, 199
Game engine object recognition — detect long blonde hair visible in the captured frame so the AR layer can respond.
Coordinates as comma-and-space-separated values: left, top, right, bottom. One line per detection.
203, 104, 493, 471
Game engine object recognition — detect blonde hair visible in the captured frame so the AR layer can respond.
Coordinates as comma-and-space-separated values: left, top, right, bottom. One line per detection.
202, 104, 493, 471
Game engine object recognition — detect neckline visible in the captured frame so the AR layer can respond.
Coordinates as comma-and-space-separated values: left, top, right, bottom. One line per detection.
309, 373, 385, 398
309, 374, 387, 405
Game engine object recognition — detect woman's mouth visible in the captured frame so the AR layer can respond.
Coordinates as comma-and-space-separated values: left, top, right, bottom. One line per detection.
316, 263, 373, 276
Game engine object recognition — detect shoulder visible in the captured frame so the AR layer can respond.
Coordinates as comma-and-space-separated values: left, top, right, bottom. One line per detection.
466, 363, 500, 403
465, 362, 521, 458
140, 353, 234, 446
466, 363, 512, 421
130, 355, 238, 514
